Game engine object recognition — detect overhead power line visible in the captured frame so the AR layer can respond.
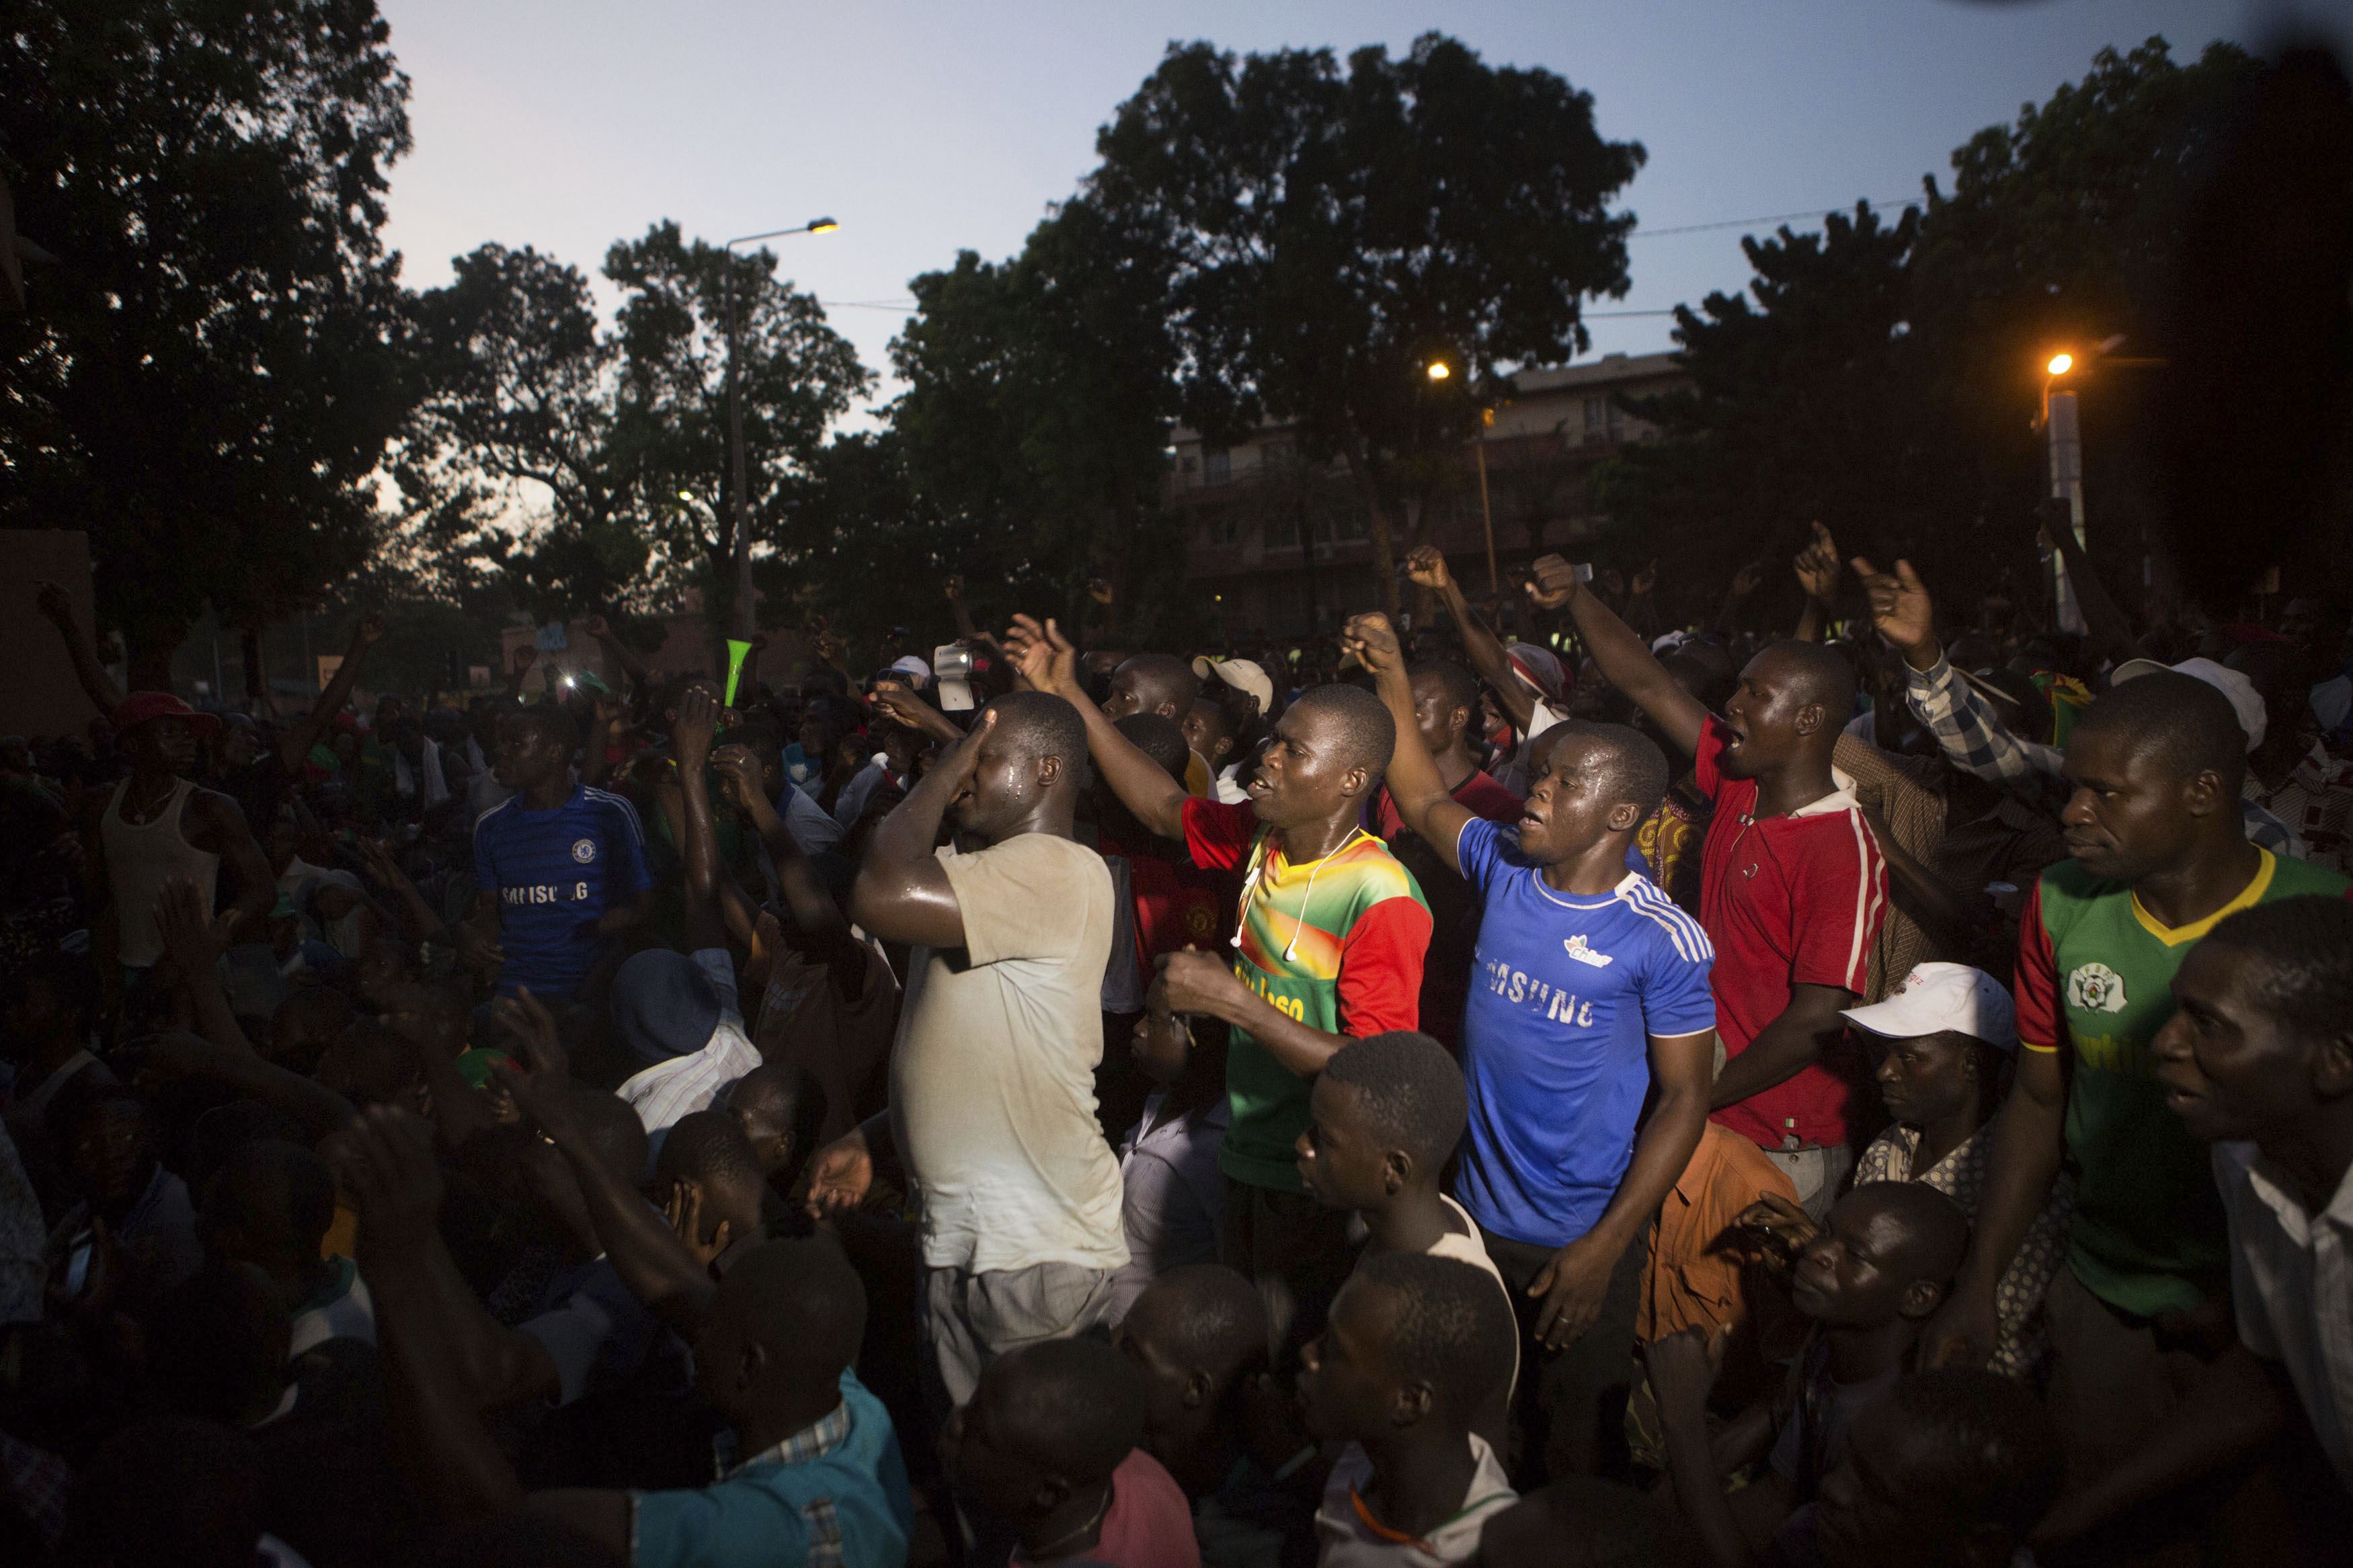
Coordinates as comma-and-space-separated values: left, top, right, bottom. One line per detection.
1629, 198, 1925, 239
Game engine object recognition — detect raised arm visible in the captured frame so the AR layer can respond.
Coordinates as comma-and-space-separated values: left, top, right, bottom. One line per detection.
151, 879, 358, 1141
670, 686, 727, 954
1003, 613, 1187, 839
1344, 612, 1471, 876
1405, 546, 1535, 735
846, 711, 992, 950
278, 614, 383, 774
2037, 504, 2141, 669
493, 991, 719, 1337
34, 579, 124, 715
1531, 554, 1709, 756
1792, 523, 1840, 644
583, 612, 651, 698
710, 744, 867, 993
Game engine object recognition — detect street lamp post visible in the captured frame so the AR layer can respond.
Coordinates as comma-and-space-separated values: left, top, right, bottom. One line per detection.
722, 217, 838, 640
2042, 353, 2087, 634
1425, 359, 1503, 596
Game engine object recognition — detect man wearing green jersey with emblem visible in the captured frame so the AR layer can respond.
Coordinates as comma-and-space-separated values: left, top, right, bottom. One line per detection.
1860, 568, 2352, 1521
1008, 615, 1431, 1366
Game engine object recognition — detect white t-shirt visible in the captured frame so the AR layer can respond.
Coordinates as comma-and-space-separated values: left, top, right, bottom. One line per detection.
891, 833, 1128, 1274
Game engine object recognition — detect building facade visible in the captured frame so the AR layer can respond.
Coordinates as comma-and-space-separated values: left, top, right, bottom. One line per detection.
1170, 352, 1687, 638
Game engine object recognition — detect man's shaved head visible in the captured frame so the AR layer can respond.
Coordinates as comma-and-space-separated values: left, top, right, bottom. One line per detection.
984, 690, 1088, 772
1758, 639, 1859, 720
1110, 654, 1202, 720
1291, 683, 1397, 777
1127, 1264, 1270, 1388
1410, 663, 1482, 727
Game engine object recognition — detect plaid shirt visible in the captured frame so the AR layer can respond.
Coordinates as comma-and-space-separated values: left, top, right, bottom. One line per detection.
707, 1396, 857, 1568
1903, 654, 2304, 858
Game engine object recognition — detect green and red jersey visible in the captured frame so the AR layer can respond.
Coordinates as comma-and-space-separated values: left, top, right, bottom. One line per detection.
1183, 798, 1431, 1191
2015, 848, 2350, 1316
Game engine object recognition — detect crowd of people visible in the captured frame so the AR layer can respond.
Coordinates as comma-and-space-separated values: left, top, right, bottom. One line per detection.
1, 528, 2350, 1568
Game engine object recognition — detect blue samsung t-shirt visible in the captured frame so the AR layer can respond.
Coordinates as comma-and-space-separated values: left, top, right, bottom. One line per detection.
1453, 817, 1718, 1249
472, 784, 652, 999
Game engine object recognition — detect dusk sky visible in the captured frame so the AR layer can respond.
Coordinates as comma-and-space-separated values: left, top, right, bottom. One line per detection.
374, 1, 2324, 421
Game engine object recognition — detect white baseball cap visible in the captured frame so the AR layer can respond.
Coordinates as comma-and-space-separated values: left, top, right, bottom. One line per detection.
2110, 655, 2265, 751
1840, 962, 2018, 1052
1192, 656, 1275, 716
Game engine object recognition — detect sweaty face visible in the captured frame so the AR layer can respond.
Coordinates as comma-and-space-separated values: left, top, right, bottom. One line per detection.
1516, 732, 1633, 862
1248, 705, 1361, 829
954, 716, 1054, 839
1790, 1194, 1933, 1328
1298, 1278, 1402, 1444
1718, 649, 1819, 780
2151, 942, 2329, 1145
1295, 1076, 1388, 1211
1408, 673, 1464, 759
2058, 725, 2206, 884
1871, 1031, 1981, 1128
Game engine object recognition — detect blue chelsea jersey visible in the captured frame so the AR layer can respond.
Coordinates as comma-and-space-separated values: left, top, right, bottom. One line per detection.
473, 785, 652, 999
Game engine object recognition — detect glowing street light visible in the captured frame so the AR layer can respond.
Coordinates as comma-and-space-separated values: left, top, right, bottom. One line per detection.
2045, 352, 2074, 377
1425, 361, 1451, 381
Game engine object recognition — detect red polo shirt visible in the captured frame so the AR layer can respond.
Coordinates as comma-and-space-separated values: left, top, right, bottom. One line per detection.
1693, 718, 1886, 1151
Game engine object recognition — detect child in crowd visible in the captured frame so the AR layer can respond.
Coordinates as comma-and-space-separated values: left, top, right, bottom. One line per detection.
1293, 1030, 1515, 1445
1836, 961, 2071, 1378
1646, 1182, 1969, 1567
1109, 979, 1230, 1323
1115, 1264, 1322, 1568
947, 1335, 1201, 1568
1300, 1251, 1521, 1567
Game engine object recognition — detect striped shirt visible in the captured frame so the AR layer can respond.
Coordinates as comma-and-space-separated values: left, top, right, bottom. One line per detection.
616, 950, 760, 1134
1692, 717, 1888, 1153
473, 784, 652, 999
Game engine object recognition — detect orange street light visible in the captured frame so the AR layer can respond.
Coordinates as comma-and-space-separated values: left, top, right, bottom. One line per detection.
2046, 352, 2074, 377
1425, 361, 1451, 381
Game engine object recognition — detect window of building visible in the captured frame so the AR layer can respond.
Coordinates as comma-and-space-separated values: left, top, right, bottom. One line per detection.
1205, 448, 1232, 485
1583, 396, 1604, 432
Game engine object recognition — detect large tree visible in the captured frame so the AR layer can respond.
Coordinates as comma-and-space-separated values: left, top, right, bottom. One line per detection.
1600, 38, 2276, 623
0, 0, 417, 688
884, 196, 1193, 645
405, 224, 867, 628
1086, 32, 1644, 612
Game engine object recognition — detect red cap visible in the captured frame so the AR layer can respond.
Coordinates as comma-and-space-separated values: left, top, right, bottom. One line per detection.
109, 690, 220, 736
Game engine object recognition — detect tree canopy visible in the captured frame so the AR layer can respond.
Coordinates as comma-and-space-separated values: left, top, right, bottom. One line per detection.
1084, 32, 1644, 611
0, 0, 417, 686
401, 224, 868, 628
